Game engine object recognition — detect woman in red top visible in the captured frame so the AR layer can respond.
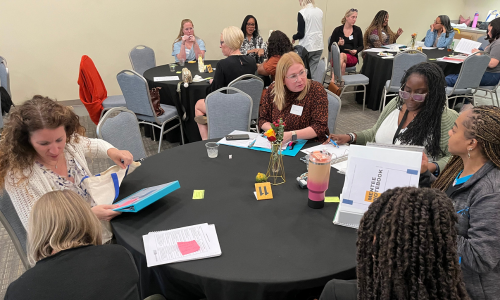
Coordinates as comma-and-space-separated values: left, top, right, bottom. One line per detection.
257, 30, 293, 81
259, 51, 329, 143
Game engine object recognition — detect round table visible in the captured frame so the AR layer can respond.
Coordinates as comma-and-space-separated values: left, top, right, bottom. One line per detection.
111, 141, 357, 300
356, 48, 462, 110
144, 60, 219, 143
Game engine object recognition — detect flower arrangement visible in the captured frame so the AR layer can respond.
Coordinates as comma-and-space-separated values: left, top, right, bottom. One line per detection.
410, 33, 417, 49
265, 118, 286, 185
264, 119, 286, 143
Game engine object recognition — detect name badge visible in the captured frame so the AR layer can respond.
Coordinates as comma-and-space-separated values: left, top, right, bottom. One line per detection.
349, 35, 354, 40
290, 105, 303, 116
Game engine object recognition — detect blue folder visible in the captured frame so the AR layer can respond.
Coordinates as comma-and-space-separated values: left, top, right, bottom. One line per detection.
222, 139, 307, 157
113, 181, 180, 212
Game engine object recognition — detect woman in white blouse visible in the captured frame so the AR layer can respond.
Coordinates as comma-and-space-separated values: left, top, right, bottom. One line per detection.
0, 96, 133, 242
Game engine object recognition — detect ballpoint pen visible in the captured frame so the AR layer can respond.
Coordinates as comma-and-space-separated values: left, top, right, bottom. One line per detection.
325, 134, 339, 148
248, 134, 263, 148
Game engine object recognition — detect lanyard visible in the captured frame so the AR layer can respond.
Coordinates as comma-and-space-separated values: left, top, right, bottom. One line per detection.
453, 170, 473, 186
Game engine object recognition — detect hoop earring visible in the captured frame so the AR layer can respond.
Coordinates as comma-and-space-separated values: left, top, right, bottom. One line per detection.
468, 148, 472, 159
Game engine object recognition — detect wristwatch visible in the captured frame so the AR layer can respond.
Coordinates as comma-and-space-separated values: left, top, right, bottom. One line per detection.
291, 131, 297, 141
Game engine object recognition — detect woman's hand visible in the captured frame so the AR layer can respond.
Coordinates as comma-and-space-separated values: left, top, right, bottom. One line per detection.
349, 49, 357, 55
209, 78, 213, 84
471, 48, 480, 54
257, 49, 265, 56
420, 153, 429, 174
189, 35, 196, 42
322, 134, 351, 145
338, 37, 345, 46
396, 28, 404, 37
282, 132, 293, 145
107, 148, 133, 169
91, 205, 122, 221
181, 35, 190, 43
430, 23, 435, 32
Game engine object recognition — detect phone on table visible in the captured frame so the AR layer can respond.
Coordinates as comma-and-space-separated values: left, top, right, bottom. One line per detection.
226, 134, 250, 140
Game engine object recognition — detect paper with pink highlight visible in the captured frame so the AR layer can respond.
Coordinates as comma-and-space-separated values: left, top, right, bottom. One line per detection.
177, 240, 201, 255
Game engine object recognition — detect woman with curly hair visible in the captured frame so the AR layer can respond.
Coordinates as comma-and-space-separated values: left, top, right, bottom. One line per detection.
326, 62, 458, 176
257, 30, 294, 81
0, 96, 133, 243
421, 105, 500, 299
364, 10, 403, 49
320, 187, 470, 300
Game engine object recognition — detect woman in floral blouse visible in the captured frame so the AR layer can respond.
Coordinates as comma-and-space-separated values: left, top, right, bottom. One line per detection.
240, 15, 267, 64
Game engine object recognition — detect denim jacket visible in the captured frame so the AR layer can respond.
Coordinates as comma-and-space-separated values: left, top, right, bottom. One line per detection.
424, 29, 455, 48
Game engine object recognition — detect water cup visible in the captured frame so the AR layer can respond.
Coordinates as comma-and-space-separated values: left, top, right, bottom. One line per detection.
205, 142, 219, 158
179, 59, 185, 66
307, 150, 333, 209
169, 64, 176, 72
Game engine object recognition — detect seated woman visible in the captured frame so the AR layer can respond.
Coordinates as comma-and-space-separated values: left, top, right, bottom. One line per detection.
259, 51, 329, 143
194, 26, 257, 140
446, 18, 500, 87
319, 187, 469, 300
240, 15, 267, 64
364, 10, 403, 49
172, 19, 206, 63
424, 15, 455, 48
328, 8, 363, 76
257, 30, 294, 81
0, 96, 133, 243
420, 105, 500, 300
326, 62, 458, 175
5, 190, 140, 300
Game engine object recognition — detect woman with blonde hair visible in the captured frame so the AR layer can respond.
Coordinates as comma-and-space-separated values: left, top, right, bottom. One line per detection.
364, 10, 403, 49
0, 96, 133, 242
172, 19, 206, 63
5, 190, 140, 300
194, 26, 257, 140
258, 51, 329, 143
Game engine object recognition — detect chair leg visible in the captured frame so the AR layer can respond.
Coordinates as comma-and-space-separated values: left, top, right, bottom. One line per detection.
362, 85, 366, 112
490, 91, 495, 106
495, 91, 499, 107
379, 88, 386, 112
152, 124, 156, 141
178, 117, 185, 145
157, 123, 166, 153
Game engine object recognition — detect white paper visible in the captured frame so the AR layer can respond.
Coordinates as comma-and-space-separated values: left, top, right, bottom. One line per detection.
290, 105, 303, 116
363, 48, 395, 53
381, 56, 395, 59
454, 38, 482, 54
154, 76, 179, 82
421, 47, 437, 50
382, 43, 406, 49
301, 143, 349, 160
331, 159, 348, 173
253, 134, 286, 150
143, 223, 221, 267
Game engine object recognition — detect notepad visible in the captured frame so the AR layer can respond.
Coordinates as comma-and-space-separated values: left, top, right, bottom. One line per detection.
154, 76, 179, 82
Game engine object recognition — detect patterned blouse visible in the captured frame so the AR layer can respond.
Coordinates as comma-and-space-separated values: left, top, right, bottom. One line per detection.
240, 35, 268, 64
258, 80, 329, 142
367, 29, 391, 48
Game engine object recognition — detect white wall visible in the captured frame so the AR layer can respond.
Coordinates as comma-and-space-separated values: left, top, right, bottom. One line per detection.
463, 0, 499, 21
0, 0, 465, 104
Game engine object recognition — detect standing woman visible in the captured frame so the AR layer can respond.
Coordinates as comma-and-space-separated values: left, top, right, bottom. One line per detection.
328, 8, 363, 76
364, 10, 403, 49
172, 19, 206, 63
240, 15, 267, 64
292, 0, 324, 76
424, 15, 455, 48
425, 106, 500, 300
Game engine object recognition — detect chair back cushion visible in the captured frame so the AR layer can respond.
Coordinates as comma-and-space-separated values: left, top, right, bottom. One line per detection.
0, 191, 27, 254
326, 90, 341, 133
389, 51, 427, 89
116, 70, 155, 117
313, 57, 326, 83
330, 43, 342, 81
455, 53, 491, 90
129, 45, 156, 76
228, 75, 264, 120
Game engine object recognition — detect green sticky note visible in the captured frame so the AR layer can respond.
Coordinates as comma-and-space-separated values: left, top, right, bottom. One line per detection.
193, 190, 205, 199
205, 77, 213, 80
176, 71, 181, 74
428, 58, 437, 61
325, 196, 340, 203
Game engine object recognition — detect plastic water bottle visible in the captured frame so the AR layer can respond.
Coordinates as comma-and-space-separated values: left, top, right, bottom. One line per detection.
472, 12, 479, 28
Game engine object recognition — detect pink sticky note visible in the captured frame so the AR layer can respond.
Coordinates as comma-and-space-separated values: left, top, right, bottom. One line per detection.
177, 240, 200, 255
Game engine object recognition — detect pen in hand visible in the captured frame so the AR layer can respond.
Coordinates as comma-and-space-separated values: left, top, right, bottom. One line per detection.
325, 135, 340, 148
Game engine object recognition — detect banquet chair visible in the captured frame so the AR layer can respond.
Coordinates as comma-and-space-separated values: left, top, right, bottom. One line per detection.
474, 79, 500, 107
331, 42, 369, 111
326, 90, 342, 134
205, 87, 252, 139
0, 56, 11, 96
0, 190, 30, 270
312, 57, 327, 85
478, 35, 490, 50
96, 107, 148, 160
116, 70, 184, 153
379, 49, 427, 111
327, 36, 356, 75
129, 45, 156, 76
446, 51, 490, 108
228, 74, 264, 131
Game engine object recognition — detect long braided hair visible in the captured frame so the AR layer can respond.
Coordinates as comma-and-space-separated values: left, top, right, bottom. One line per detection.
433, 105, 500, 191
357, 187, 470, 300
396, 62, 446, 158
363, 10, 396, 49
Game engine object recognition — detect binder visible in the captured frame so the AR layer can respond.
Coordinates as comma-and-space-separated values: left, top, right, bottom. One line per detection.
113, 181, 180, 212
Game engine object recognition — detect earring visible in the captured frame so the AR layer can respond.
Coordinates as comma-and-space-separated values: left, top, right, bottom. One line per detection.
468, 148, 472, 159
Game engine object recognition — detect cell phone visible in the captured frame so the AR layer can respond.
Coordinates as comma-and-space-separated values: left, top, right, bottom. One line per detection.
226, 134, 250, 140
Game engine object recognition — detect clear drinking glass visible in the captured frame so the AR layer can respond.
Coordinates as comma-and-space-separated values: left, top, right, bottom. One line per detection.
205, 142, 219, 158
179, 59, 185, 66
169, 64, 176, 72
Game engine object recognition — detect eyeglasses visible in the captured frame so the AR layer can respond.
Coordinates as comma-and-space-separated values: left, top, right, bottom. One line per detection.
399, 89, 427, 102
433, 21, 442, 24
246, 23, 256, 27
350, 8, 358, 12
286, 69, 308, 82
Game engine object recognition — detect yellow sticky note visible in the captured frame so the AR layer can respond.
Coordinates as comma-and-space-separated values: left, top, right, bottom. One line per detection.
176, 71, 181, 74
325, 197, 340, 203
193, 190, 204, 199
188, 61, 196, 63
255, 182, 273, 200
428, 58, 437, 61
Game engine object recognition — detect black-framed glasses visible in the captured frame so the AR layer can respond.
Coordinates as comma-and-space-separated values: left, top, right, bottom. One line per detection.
350, 8, 358, 12
399, 89, 427, 102
246, 23, 256, 27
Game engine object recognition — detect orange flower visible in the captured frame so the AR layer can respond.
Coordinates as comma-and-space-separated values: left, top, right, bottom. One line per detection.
264, 129, 275, 138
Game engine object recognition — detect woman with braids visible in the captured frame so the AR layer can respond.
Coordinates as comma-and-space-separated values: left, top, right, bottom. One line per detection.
421, 105, 500, 299
319, 187, 470, 300
0, 96, 133, 243
364, 10, 403, 49
325, 62, 458, 176
257, 30, 294, 81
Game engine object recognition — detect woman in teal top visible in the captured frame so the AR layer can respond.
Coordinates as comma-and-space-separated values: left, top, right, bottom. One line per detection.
424, 15, 455, 48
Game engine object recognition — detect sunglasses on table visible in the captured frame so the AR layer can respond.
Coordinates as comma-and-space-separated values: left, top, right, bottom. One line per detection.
399, 89, 427, 102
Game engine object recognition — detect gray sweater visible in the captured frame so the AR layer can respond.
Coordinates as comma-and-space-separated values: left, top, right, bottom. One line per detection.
447, 161, 500, 300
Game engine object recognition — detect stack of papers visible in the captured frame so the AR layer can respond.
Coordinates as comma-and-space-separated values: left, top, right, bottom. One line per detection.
437, 56, 467, 64
143, 223, 221, 267
454, 38, 482, 55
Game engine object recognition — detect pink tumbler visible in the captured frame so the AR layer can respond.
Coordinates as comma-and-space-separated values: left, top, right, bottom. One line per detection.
308, 150, 333, 209
472, 12, 479, 28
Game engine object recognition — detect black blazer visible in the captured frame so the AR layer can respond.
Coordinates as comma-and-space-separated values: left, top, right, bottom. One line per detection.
328, 25, 364, 59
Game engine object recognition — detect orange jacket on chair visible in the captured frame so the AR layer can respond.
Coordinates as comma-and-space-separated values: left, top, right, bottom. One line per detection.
77, 55, 107, 124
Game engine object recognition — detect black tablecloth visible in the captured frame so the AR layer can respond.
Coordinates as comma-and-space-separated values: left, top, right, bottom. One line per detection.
144, 60, 219, 143
356, 49, 462, 110
111, 141, 357, 300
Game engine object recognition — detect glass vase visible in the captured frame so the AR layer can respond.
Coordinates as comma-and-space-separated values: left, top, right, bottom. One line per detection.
266, 142, 286, 185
